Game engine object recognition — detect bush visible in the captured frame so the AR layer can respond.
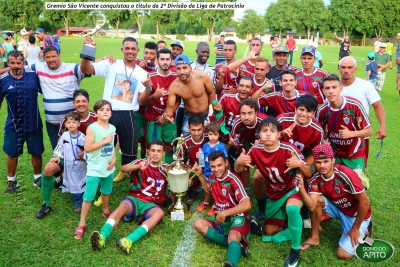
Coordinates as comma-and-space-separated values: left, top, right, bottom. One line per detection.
176, 34, 187, 41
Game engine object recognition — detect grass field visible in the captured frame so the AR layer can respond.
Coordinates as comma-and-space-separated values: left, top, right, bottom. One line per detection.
0, 37, 399, 267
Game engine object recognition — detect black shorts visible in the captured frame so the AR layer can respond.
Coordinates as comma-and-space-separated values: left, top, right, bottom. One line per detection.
109, 110, 138, 157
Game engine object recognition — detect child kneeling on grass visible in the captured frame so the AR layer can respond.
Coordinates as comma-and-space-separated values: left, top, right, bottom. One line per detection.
74, 99, 116, 240
90, 140, 169, 254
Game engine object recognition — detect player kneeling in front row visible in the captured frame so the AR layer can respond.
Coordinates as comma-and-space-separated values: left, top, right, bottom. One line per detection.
235, 117, 311, 267
90, 140, 169, 254
297, 144, 372, 260
193, 151, 251, 267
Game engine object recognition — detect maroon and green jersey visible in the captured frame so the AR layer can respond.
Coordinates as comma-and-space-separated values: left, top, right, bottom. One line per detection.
135, 59, 156, 114
219, 93, 242, 130
177, 133, 209, 166
258, 90, 304, 117
215, 61, 242, 98
252, 77, 275, 95
208, 170, 249, 215
128, 159, 169, 206
145, 71, 178, 121
295, 68, 329, 105
231, 114, 267, 150
248, 142, 306, 200
316, 96, 371, 159
58, 111, 97, 136
240, 60, 273, 75
277, 112, 324, 157
309, 164, 372, 219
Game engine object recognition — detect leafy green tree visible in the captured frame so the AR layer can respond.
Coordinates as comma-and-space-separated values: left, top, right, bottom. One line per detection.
148, 0, 179, 39
264, 0, 298, 41
44, 0, 89, 35
353, 0, 377, 45
296, 0, 328, 41
0, 0, 43, 31
328, 0, 357, 35
103, 5, 131, 37
235, 9, 265, 40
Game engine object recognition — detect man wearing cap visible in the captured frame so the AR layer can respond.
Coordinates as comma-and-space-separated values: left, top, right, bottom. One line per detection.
339, 56, 386, 168
296, 144, 372, 260
36, 28, 54, 49
214, 34, 225, 65
17, 28, 29, 58
170, 40, 184, 67
316, 74, 372, 173
374, 43, 391, 92
286, 35, 296, 66
266, 46, 298, 92
163, 54, 215, 135
295, 46, 329, 105
310, 42, 323, 68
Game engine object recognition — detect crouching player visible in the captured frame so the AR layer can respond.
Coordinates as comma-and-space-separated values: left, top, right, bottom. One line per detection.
90, 140, 169, 254
193, 151, 251, 267
297, 144, 372, 260
235, 117, 311, 267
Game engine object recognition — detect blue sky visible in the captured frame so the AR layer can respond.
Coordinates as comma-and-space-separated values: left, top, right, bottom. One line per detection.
234, 0, 330, 19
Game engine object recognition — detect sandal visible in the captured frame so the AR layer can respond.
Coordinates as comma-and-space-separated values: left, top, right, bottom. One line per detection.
102, 210, 113, 218
74, 225, 86, 240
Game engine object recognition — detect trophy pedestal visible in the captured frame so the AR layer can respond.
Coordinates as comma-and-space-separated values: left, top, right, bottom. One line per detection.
169, 192, 188, 221
80, 44, 96, 61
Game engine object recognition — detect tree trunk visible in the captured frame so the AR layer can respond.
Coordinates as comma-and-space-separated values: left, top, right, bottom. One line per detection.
363, 33, 366, 46
63, 16, 69, 36
156, 20, 160, 40
115, 17, 120, 38
307, 27, 310, 42
279, 29, 282, 43
134, 15, 143, 38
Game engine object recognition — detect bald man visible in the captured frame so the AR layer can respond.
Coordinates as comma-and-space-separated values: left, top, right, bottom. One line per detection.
190, 42, 215, 84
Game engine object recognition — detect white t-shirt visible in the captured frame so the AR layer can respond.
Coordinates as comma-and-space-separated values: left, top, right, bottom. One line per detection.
93, 60, 146, 111
373, 41, 381, 53
342, 77, 381, 115
17, 39, 29, 52
26, 46, 41, 66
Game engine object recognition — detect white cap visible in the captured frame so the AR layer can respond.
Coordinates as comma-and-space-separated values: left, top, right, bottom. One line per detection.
20, 28, 28, 36
310, 42, 318, 48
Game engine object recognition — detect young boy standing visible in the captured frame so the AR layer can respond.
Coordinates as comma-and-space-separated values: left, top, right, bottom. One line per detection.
235, 117, 311, 267
74, 100, 116, 240
365, 52, 378, 87
90, 140, 168, 254
197, 121, 228, 215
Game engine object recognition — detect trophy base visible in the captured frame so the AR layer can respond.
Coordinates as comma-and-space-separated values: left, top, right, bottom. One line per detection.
80, 54, 95, 61
80, 45, 96, 62
171, 211, 185, 221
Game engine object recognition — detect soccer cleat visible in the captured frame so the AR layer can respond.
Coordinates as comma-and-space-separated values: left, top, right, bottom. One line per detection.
207, 207, 216, 216
196, 202, 210, 211
223, 261, 234, 267
250, 219, 263, 236
90, 231, 105, 251
53, 175, 63, 189
116, 238, 133, 254
94, 195, 103, 207
35, 203, 52, 219
113, 171, 126, 182
5, 180, 19, 194
240, 242, 249, 257
249, 210, 267, 221
284, 248, 300, 267
33, 177, 41, 189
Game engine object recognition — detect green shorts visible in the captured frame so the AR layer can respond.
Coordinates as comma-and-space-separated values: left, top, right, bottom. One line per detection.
146, 121, 177, 148
134, 112, 146, 141
83, 173, 114, 202
335, 157, 365, 173
265, 188, 302, 227
122, 196, 158, 223
206, 215, 251, 245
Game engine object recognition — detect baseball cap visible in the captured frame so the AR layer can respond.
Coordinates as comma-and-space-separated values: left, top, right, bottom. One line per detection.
312, 144, 334, 160
310, 42, 318, 48
301, 46, 316, 56
367, 52, 375, 59
379, 43, 386, 48
36, 28, 45, 34
2, 33, 8, 40
220, 34, 225, 37
20, 28, 28, 36
171, 40, 184, 50
174, 54, 191, 66
273, 45, 289, 53
57, 30, 62, 35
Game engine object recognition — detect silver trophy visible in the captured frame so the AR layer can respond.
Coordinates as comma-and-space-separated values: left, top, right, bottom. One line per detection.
79, 20, 106, 61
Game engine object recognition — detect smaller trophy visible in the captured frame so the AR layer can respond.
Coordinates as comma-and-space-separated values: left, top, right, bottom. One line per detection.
166, 135, 192, 220
79, 20, 106, 61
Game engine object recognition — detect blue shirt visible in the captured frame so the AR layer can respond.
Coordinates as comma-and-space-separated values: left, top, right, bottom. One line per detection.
53, 36, 60, 51
397, 51, 400, 73
0, 69, 42, 132
203, 141, 228, 178
313, 50, 323, 67
366, 61, 378, 80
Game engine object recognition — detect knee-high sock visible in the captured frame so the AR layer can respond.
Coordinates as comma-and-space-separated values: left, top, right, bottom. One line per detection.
286, 205, 302, 250
256, 195, 268, 213
205, 227, 228, 247
126, 225, 148, 243
100, 222, 114, 241
41, 174, 54, 206
227, 241, 241, 267
271, 228, 292, 244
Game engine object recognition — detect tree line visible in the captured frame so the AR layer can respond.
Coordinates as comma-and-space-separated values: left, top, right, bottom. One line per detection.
0, 0, 398, 44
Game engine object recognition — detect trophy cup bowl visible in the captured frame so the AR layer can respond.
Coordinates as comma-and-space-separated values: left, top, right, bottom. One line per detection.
166, 161, 192, 221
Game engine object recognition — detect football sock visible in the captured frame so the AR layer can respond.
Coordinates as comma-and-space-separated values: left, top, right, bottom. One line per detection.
256, 195, 268, 213
100, 220, 115, 241
34, 174, 41, 180
286, 205, 302, 250
227, 241, 241, 267
126, 225, 148, 243
205, 227, 228, 247
42, 174, 54, 206
7, 176, 16, 182
271, 228, 292, 245
262, 235, 273, 242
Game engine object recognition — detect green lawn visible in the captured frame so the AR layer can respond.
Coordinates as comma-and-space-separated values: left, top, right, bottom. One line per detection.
0, 37, 399, 266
